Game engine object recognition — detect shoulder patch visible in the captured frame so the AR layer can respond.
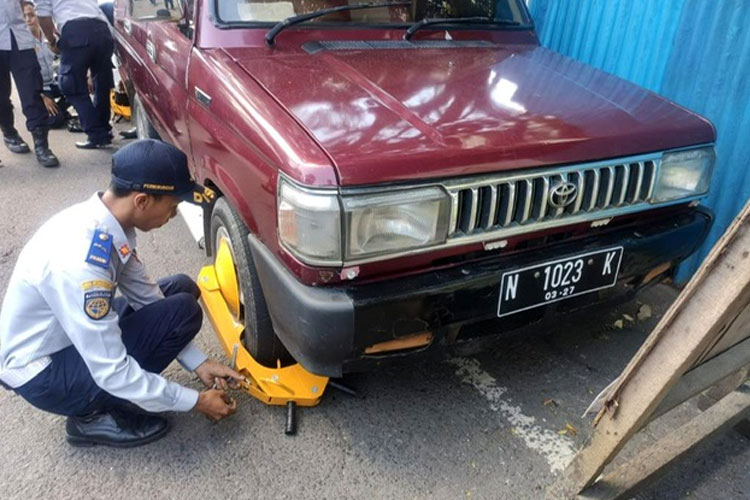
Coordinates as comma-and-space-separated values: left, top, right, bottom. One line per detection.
86, 229, 112, 269
81, 280, 114, 291
84, 290, 112, 320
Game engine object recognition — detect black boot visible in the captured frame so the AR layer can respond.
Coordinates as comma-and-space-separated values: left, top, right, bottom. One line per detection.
66, 408, 170, 448
31, 129, 60, 168
3, 129, 30, 154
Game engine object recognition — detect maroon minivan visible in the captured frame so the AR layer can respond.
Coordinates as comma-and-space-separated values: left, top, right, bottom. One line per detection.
114, 0, 715, 376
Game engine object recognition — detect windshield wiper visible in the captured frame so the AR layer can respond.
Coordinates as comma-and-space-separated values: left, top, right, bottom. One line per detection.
403, 17, 520, 41
266, 1, 411, 46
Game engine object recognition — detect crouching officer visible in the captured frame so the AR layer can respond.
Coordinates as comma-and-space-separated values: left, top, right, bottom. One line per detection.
0, 139, 240, 448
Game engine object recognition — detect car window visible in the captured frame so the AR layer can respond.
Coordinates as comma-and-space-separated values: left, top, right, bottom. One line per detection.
216, 0, 529, 25
130, 0, 183, 21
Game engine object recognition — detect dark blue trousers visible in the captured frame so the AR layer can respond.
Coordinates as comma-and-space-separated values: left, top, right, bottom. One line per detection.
14, 274, 203, 417
58, 18, 114, 143
44, 84, 72, 129
0, 33, 49, 134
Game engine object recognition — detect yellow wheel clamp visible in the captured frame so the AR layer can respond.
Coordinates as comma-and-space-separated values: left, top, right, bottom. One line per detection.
110, 89, 131, 121
197, 238, 330, 434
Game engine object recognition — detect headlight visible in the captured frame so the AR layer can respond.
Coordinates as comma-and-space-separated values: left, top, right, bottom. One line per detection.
652, 147, 715, 203
277, 178, 451, 265
343, 187, 450, 259
278, 179, 341, 263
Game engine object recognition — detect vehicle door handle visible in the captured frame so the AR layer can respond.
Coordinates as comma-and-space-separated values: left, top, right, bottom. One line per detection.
123, 18, 132, 35
146, 40, 157, 63
194, 87, 212, 107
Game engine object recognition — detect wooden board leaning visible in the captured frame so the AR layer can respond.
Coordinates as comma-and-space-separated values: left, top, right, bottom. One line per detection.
549, 200, 750, 500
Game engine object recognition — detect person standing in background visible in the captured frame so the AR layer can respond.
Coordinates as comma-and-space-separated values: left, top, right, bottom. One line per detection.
35, 0, 114, 149
22, 1, 77, 131
0, 0, 59, 167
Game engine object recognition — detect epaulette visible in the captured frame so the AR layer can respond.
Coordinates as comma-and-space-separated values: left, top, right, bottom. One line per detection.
85, 229, 112, 269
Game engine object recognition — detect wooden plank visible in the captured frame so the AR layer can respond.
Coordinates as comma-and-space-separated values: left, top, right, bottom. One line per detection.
582, 308, 750, 422
696, 368, 750, 412
652, 338, 750, 419
548, 201, 750, 499
578, 385, 750, 500
698, 304, 750, 364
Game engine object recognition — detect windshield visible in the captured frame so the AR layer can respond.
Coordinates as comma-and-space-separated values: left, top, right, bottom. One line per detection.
216, 0, 530, 25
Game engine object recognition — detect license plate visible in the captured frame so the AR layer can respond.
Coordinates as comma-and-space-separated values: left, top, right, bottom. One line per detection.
497, 247, 623, 317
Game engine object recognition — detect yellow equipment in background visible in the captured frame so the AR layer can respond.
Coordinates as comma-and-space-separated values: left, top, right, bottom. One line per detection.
197, 237, 330, 432
110, 88, 131, 121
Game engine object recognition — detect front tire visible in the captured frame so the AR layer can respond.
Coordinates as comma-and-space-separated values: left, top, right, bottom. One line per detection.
209, 197, 291, 366
132, 93, 160, 140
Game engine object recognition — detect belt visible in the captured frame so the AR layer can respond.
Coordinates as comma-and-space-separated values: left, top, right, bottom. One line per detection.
0, 356, 52, 389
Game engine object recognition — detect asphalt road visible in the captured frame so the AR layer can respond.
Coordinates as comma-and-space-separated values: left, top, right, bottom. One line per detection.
1, 119, 749, 500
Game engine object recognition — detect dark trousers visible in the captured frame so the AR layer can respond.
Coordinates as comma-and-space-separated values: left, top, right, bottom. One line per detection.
14, 274, 202, 417
0, 33, 48, 135
45, 84, 72, 129
58, 18, 114, 143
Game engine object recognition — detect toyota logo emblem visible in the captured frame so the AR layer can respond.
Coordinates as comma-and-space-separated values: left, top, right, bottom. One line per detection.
549, 181, 578, 208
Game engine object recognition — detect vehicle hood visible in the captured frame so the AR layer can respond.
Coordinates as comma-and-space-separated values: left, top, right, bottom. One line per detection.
225, 44, 714, 186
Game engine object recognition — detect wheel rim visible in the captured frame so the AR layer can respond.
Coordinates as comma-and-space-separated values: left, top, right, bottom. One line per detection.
214, 229, 241, 321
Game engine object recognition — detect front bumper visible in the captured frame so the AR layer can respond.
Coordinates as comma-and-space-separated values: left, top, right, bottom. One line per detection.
249, 207, 712, 377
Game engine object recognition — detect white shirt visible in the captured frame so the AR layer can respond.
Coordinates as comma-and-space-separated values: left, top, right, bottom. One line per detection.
34, 0, 107, 32
32, 34, 56, 89
0, 1, 36, 51
0, 193, 206, 413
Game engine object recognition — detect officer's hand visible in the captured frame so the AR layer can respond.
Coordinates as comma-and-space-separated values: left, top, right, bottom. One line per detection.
194, 389, 237, 422
194, 359, 245, 389
42, 95, 58, 116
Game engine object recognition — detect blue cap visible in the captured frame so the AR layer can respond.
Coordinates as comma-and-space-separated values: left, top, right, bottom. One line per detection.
111, 139, 215, 206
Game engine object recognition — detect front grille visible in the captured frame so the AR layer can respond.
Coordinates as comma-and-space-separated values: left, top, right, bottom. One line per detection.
446, 158, 660, 239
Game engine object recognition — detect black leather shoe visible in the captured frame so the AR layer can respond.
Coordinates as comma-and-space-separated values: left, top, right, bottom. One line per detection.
119, 127, 137, 139
31, 129, 59, 168
76, 138, 112, 149
66, 118, 83, 133
66, 408, 170, 448
3, 133, 30, 154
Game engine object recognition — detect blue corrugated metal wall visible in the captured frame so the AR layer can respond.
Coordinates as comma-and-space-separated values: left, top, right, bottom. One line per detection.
528, 0, 750, 281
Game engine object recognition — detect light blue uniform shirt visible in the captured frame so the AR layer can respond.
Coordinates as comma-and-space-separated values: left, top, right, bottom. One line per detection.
32, 34, 56, 90
0, 193, 206, 413
34, 0, 107, 32
0, 1, 36, 51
